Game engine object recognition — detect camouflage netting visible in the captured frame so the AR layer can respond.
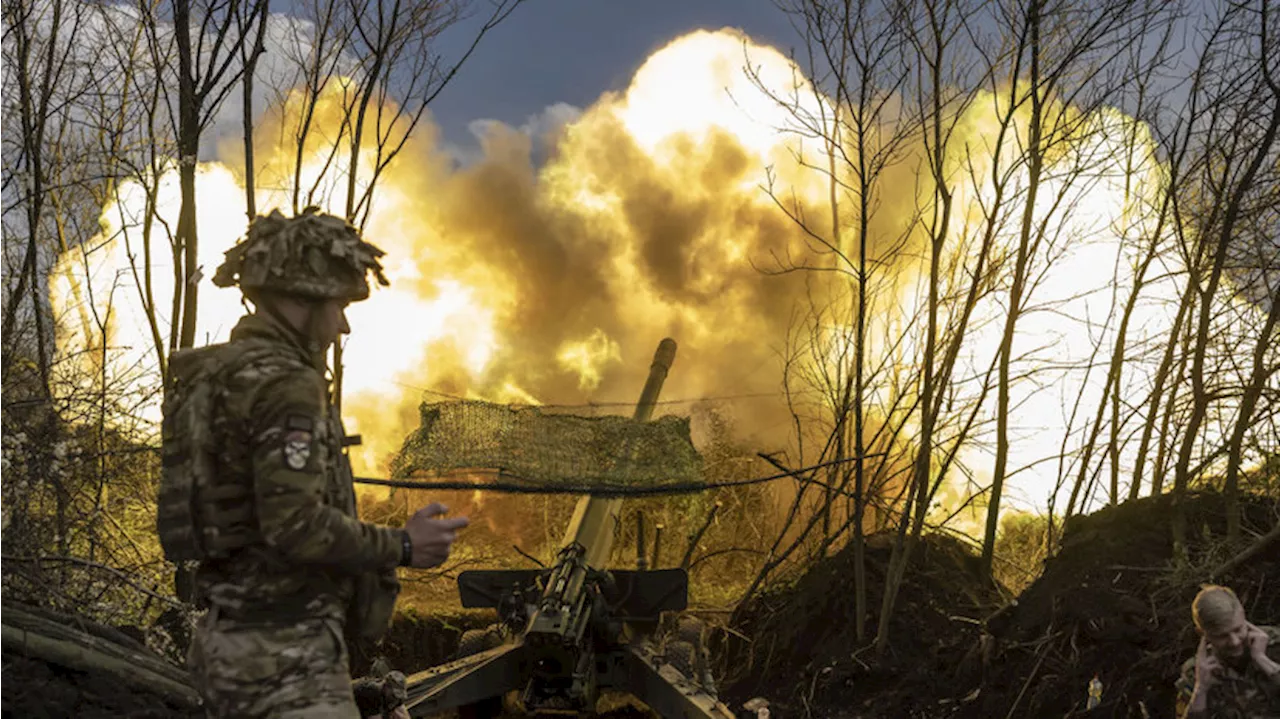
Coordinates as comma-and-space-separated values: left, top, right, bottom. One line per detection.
213, 207, 389, 301
389, 401, 703, 487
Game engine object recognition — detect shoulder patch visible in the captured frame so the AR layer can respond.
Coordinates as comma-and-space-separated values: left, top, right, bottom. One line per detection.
283, 429, 313, 470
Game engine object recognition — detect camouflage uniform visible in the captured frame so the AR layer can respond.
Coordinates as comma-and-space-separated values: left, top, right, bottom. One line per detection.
1175, 625, 1280, 719
183, 209, 404, 718
353, 667, 409, 718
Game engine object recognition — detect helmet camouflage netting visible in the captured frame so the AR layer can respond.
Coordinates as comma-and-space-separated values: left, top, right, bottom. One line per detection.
213, 207, 390, 302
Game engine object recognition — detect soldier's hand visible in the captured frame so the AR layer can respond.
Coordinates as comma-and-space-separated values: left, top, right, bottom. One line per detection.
404, 502, 469, 569
1195, 637, 1221, 690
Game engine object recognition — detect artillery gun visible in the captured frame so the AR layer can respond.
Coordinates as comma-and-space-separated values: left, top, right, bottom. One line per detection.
400, 339, 735, 718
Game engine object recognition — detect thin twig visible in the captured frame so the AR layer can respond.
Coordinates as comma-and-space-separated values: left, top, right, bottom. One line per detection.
1005, 640, 1050, 719
681, 501, 722, 570
1, 554, 183, 609
512, 544, 545, 568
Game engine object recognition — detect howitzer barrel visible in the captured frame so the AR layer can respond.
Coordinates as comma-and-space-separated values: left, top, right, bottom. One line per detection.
559, 338, 677, 569
634, 338, 677, 422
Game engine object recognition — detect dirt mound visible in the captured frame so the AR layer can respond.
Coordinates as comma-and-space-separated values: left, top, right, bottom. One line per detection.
964, 491, 1280, 719
0, 653, 201, 719
718, 492, 1279, 719
720, 532, 1001, 718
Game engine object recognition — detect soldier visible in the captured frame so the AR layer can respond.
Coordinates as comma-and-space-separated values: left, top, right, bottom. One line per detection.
175, 207, 469, 718
1175, 585, 1280, 718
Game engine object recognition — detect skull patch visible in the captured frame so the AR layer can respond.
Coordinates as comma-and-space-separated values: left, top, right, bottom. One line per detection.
283, 430, 313, 470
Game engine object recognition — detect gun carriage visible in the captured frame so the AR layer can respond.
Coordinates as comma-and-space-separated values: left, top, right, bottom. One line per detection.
400, 339, 735, 718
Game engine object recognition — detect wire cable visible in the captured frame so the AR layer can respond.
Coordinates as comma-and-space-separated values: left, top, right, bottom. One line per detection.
353, 453, 886, 497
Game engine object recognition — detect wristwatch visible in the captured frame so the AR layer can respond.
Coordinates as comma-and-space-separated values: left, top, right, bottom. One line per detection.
399, 530, 413, 567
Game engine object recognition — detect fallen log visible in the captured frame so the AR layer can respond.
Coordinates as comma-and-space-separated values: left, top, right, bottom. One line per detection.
1, 602, 200, 708
1212, 521, 1280, 580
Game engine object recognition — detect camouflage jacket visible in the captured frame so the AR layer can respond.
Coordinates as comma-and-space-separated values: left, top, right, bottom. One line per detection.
193, 313, 402, 623
1176, 625, 1280, 718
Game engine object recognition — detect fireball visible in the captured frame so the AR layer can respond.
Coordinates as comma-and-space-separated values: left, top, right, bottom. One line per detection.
51, 26, 1245, 527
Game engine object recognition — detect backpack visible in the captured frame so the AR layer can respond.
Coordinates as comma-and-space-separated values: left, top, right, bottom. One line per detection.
156, 341, 276, 562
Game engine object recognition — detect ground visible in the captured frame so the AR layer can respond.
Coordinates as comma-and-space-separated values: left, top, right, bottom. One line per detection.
719, 530, 1000, 718
959, 492, 1278, 719
1, 605, 655, 718
0, 654, 202, 719
3, 491, 1277, 718
719, 491, 1279, 718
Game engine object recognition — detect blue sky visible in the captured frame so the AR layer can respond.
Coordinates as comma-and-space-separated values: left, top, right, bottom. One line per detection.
424, 1, 805, 152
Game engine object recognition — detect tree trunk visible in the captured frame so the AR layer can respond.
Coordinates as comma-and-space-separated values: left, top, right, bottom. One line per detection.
241, 2, 268, 219
1221, 293, 1279, 540
983, 4, 1043, 577
173, 0, 200, 349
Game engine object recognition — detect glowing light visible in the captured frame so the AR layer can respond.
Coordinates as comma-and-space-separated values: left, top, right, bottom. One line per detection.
557, 329, 622, 391
50, 27, 1257, 526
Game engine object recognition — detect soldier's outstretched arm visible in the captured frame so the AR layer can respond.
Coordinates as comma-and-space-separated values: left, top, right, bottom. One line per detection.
250, 369, 403, 573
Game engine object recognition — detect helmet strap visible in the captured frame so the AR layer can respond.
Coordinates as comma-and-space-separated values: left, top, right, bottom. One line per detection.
299, 302, 328, 361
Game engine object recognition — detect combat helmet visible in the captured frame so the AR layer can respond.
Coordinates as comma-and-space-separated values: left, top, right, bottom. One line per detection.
213, 206, 389, 302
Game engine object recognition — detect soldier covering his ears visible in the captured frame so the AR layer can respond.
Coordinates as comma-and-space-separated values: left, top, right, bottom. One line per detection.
1175, 585, 1280, 718
162, 207, 469, 718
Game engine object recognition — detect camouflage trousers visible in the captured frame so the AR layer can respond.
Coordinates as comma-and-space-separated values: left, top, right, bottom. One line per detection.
188, 607, 360, 718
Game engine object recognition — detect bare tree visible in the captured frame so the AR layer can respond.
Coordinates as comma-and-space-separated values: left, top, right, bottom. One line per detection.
153, 0, 267, 350
979, 0, 1158, 577
1033, 6, 1186, 516
238, 0, 270, 216
753, 0, 914, 641
2, 0, 112, 560
1170, 0, 1280, 551
2, 0, 179, 621
254, 0, 524, 408
1216, 2, 1280, 539
2, 0, 92, 390
1056, 8, 1184, 509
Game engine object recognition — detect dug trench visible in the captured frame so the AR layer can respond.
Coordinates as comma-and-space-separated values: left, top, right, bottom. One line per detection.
2, 490, 1276, 718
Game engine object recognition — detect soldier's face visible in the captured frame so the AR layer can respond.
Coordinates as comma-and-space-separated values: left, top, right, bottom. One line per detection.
312, 299, 351, 349
1204, 605, 1250, 659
